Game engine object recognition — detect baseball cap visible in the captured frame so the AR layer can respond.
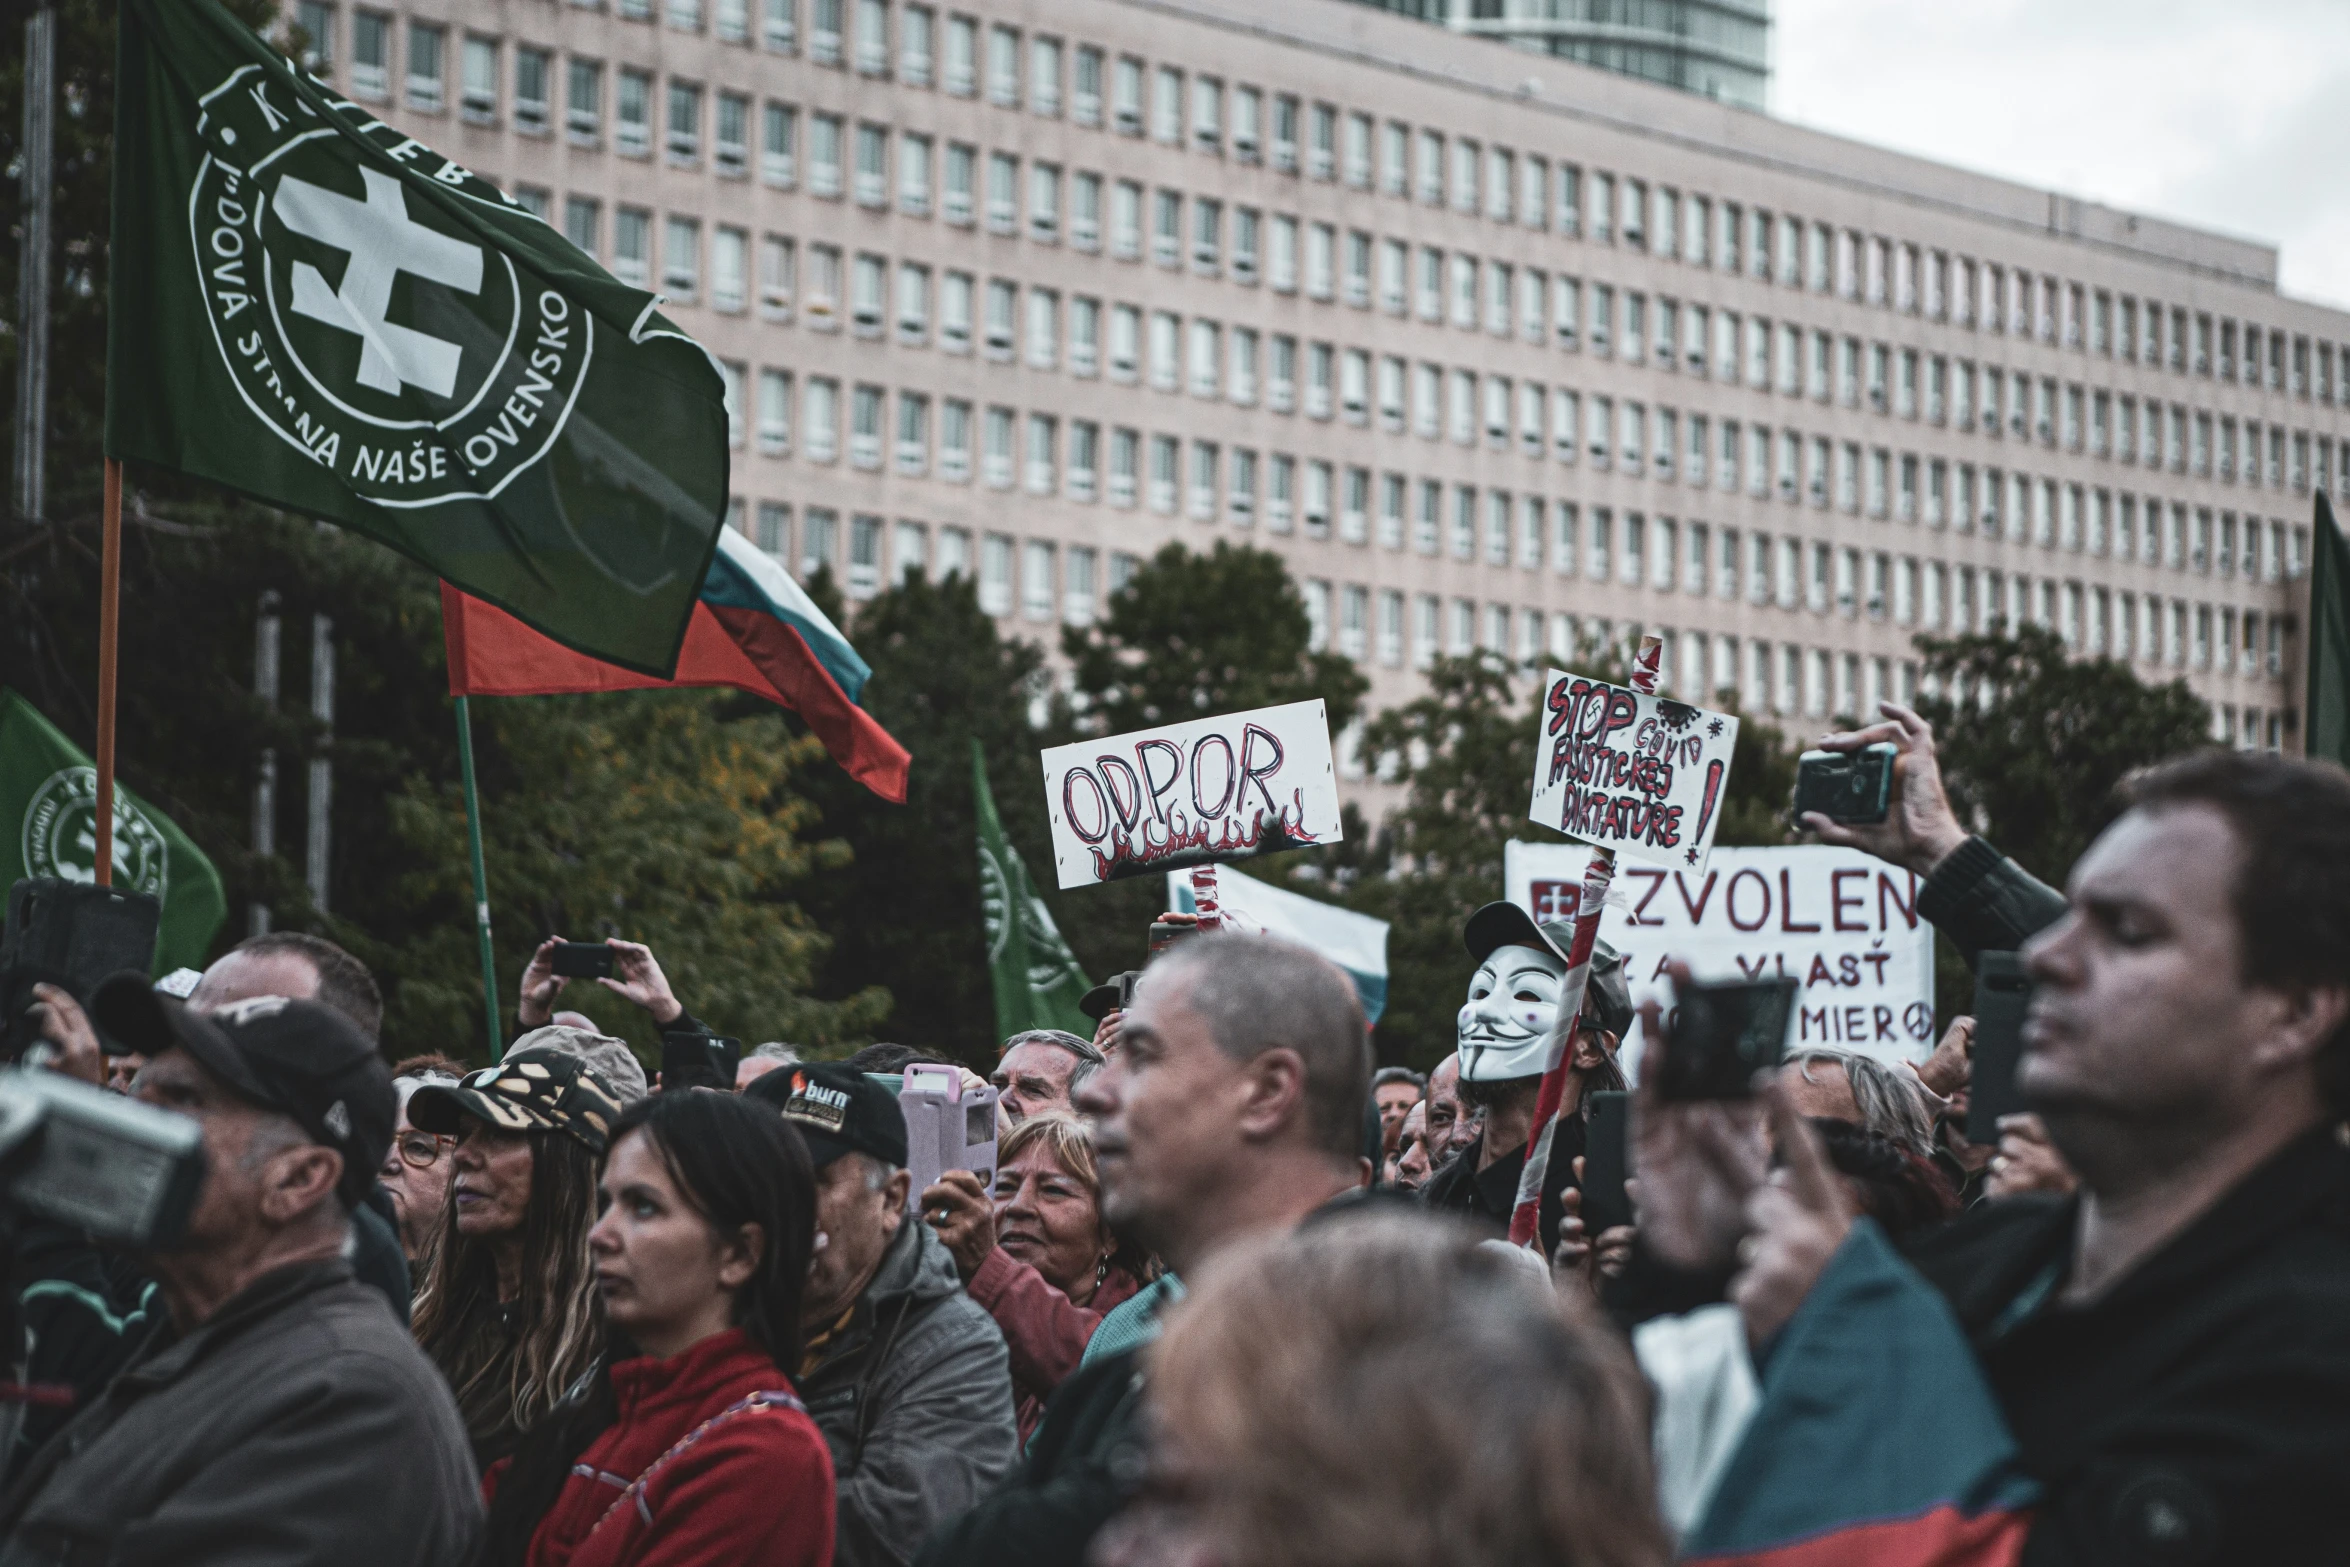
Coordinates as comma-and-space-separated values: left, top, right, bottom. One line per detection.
406, 1045, 627, 1154
509, 1024, 649, 1105
745, 1061, 908, 1169
90, 974, 394, 1208
1461, 901, 1635, 1039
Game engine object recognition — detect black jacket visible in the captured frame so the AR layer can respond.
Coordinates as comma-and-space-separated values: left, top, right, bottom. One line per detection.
1904, 1126, 2350, 1566
1420, 1113, 1585, 1256
1917, 835, 2070, 970
0, 1258, 479, 1567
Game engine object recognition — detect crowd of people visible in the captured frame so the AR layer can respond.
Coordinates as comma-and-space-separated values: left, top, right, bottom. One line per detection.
4, 699, 2350, 1565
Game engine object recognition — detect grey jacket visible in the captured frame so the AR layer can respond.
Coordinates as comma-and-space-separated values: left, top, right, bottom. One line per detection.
1915, 834, 2070, 968
0, 1258, 480, 1567
800, 1216, 1018, 1567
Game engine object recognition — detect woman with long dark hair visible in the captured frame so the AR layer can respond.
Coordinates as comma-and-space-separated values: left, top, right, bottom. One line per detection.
409, 1047, 625, 1470
484, 1090, 834, 1567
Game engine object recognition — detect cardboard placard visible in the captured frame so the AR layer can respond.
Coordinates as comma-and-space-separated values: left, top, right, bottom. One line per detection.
1526, 668, 1740, 877
1041, 700, 1340, 889
1505, 841, 1937, 1076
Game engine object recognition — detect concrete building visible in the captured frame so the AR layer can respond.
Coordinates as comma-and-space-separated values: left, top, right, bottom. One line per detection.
291, 0, 2341, 793
1351, 0, 1771, 113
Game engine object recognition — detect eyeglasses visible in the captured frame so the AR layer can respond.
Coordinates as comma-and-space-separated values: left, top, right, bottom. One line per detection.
395, 1131, 452, 1170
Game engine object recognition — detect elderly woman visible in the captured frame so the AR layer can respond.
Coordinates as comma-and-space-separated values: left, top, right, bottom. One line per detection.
409, 1044, 627, 1472
382, 1054, 467, 1266
921, 1113, 1156, 1440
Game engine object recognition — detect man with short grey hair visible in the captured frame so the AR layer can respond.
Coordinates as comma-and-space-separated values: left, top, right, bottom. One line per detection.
990, 1029, 1106, 1127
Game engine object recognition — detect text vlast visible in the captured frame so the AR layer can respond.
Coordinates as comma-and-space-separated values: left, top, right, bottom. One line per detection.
1039, 700, 1342, 890
1527, 670, 1740, 877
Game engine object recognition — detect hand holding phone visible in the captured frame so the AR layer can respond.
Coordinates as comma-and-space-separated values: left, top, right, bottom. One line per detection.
1793, 743, 1896, 825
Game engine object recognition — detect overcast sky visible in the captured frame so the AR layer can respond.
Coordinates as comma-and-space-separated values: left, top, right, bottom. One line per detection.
1771, 0, 2350, 310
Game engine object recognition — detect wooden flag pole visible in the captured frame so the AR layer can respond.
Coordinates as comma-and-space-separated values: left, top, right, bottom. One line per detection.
1508, 633, 1663, 1249
453, 695, 503, 1061
92, 458, 122, 887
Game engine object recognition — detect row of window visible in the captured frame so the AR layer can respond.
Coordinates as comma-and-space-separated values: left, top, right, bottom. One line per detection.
301, 0, 2350, 416
713, 367, 2313, 594
736, 498, 2290, 733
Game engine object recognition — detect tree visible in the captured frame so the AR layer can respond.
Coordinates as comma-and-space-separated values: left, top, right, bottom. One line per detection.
1914, 625, 2212, 888
793, 570, 1061, 1066
1059, 541, 1369, 737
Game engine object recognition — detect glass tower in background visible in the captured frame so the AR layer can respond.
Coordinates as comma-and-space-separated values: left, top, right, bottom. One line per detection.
1353, 0, 1771, 112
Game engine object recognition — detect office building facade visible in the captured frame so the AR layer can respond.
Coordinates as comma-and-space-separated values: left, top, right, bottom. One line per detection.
1357, 0, 1771, 113
292, 0, 2341, 798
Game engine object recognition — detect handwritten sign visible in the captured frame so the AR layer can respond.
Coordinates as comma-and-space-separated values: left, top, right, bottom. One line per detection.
1040, 700, 1340, 890
1506, 842, 1936, 1075
1526, 668, 1740, 878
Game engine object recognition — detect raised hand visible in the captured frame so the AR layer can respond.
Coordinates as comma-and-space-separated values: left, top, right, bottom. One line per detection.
1732, 1084, 1859, 1349
599, 940, 685, 1027
1797, 701, 1969, 878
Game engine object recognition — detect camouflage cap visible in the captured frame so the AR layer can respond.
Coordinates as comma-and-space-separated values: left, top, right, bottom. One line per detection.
406, 1044, 626, 1154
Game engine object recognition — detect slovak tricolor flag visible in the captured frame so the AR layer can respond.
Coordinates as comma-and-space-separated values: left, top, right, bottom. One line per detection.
441, 526, 911, 802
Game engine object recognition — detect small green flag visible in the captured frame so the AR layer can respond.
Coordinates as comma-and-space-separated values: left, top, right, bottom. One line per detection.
106, 0, 729, 678
973, 740, 1093, 1042
0, 691, 228, 974
2311, 494, 2350, 766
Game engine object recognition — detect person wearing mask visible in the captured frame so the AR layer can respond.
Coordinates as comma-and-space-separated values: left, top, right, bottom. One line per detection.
383, 1055, 467, 1266
918, 932, 1372, 1567
919, 1113, 1156, 1441
989, 1031, 1107, 1127
408, 1047, 627, 1472
1424, 905, 1632, 1254
1097, 1213, 1669, 1567
746, 1064, 1016, 1567
1370, 1067, 1424, 1162
0, 978, 480, 1564
483, 1091, 834, 1567
1687, 750, 2350, 1562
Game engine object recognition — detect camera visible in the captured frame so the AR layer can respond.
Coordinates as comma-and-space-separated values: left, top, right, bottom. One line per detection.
0, 1066, 206, 1250
1793, 743, 1898, 825
660, 1031, 741, 1093
2, 879, 161, 1061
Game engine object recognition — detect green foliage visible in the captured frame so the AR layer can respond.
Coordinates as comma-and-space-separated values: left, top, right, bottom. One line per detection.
1709, 696, 1801, 850
383, 690, 887, 1057
1913, 625, 2213, 887
795, 571, 1058, 1067
1060, 541, 1370, 737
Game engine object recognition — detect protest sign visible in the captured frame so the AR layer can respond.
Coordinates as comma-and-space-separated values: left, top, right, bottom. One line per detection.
1040, 700, 1340, 890
1505, 841, 1936, 1074
1527, 670, 1740, 878
1166, 864, 1390, 1023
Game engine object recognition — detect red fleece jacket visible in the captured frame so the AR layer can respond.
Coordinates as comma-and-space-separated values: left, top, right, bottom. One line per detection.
515, 1328, 835, 1567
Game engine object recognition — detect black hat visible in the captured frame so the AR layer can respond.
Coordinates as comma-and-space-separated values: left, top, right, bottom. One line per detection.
90, 975, 394, 1208
407, 1046, 627, 1155
1461, 901, 1635, 1040
745, 1061, 908, 1169
1078, 971, 1142, 1023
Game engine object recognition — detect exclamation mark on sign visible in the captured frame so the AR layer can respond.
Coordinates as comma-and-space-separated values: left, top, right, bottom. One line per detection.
1693, 759, 1725, 845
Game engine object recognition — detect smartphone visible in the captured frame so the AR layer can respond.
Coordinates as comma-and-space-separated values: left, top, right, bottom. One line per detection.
1655, 976, 1800, 1102
1793, 742, 1897, 825
550, 940, 616, 979
2, 878, 163, 1060
900, 1063, 1000, 1208
660, 1032, 742, 1093
1965, 953, 2033, 1146
1148, 918, 1198, 957
1580, 1090, 1633, 1234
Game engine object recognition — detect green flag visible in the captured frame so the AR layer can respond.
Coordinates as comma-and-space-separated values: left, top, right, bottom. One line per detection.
973, 740, 1093, 1042
106, 0, 728, 678
2311, 493, 2350, 765
0, 691, 227, 974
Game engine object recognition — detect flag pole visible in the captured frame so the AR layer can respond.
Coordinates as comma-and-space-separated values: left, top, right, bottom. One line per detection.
453, 695, 501, 1060
92, 458, 122, 886
1508, 633, 1662, 1249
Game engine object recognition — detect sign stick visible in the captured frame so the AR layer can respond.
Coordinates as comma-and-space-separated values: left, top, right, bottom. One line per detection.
1189, 863, 1222, 930
1509, 634, 1662, 1249
91, 458, 122, 887
453, 695, 502, 1060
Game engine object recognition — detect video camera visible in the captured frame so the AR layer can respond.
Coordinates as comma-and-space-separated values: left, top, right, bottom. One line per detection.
0, 878, 208, 1249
